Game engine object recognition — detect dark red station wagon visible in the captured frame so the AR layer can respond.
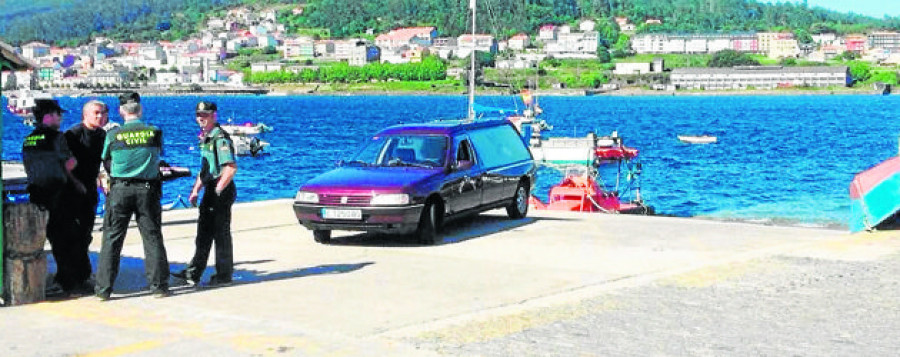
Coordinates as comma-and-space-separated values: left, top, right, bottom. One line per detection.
293, 119, 537, 244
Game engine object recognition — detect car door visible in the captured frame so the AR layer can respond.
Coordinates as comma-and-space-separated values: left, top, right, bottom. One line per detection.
442, 136, 483, 214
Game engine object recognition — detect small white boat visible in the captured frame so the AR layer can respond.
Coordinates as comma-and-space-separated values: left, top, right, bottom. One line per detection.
233, 135, 270, 157
677, 135, 717, 144
221, 122, 273, 136
6, 90, 53, 125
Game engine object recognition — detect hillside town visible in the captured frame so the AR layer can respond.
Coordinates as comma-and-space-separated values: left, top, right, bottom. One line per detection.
2, 6, 899, 92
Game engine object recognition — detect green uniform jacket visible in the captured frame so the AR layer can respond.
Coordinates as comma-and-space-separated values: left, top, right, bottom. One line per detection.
198, 125, 236, 185
102, 120, 162, 180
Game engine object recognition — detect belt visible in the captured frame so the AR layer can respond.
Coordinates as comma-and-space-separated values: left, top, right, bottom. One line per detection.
111, 178, 159, 185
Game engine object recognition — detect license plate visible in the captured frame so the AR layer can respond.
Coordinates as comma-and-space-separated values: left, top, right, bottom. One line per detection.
321, 208, 363, 220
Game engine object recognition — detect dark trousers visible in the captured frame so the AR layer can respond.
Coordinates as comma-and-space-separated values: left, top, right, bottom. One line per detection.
48, 187, 97, 290
184, 182, 235, 282
96, 181, 169, 295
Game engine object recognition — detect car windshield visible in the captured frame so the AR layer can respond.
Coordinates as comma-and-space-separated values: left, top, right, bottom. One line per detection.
348, 135, 448, 168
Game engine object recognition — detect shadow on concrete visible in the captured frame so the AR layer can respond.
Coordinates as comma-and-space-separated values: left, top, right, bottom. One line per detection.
325, 213, 571, 247
46, 252, 372, 299
166, 261, 375, 296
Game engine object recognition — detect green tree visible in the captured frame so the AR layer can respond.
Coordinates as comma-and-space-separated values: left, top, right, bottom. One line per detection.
870, 71, 898, 86
840, 51, 859, 61
708, 49, 760, 67
779, 57, 797, 66
847, 61, 872, 83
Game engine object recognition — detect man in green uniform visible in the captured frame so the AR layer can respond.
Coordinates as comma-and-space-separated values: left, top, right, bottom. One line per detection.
171, 101, 237, 286
95, 92, 170, 300
22, 99, 87, 296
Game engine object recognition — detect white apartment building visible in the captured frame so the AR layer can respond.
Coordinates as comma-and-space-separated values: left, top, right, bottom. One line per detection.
545, 31, 599, 59
632, 33, 758, 54
671, 66, 850, 90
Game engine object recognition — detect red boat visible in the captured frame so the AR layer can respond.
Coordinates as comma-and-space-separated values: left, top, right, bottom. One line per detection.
529, 132, 652, 215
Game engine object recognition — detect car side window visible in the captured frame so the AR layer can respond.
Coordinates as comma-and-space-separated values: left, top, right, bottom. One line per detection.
468, 125, 531, 168
456, 139, 475, 170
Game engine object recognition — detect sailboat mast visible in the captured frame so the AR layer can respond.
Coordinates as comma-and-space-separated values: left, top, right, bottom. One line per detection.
467, 0, 476, 120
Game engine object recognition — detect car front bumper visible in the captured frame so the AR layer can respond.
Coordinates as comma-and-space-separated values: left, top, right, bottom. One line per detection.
293, 202, 424, 235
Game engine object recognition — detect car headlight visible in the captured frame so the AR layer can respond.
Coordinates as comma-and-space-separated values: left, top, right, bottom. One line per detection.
295, 191, 319, 203
370, 193, 410, 206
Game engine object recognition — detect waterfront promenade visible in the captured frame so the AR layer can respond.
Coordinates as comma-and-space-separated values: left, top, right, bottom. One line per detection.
3, 199, 900, 356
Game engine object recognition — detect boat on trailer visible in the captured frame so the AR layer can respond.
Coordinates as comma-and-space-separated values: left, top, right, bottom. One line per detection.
528, 131, 651, 214
501, 93, 651, 214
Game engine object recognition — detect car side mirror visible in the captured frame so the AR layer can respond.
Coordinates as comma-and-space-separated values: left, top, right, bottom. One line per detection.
454, 160, 473, 171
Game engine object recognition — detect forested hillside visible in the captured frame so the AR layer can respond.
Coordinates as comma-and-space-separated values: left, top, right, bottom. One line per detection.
2, 0, 899, 47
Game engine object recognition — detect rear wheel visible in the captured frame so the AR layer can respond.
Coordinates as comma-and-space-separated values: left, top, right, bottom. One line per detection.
417, 201, 442, 245
313, 230, 332, 244
506, 182, 529, 219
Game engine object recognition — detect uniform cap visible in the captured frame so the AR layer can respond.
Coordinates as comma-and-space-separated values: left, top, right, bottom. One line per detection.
119, 92, 141, 105
196, 101, 217, 113
33, 99, 66, 114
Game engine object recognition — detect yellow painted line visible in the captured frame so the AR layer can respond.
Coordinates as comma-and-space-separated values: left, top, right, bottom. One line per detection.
663, 259, 778, 288
78, 339, 167, 357
32, 299, 206, 336
417, 298, 619, 344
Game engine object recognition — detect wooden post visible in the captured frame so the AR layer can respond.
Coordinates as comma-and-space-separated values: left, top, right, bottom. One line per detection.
2, 202, 47, 305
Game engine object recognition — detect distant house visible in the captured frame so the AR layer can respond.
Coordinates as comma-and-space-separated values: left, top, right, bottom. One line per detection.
812, 33, 838, 46
579, 19, 596, 32
844, 34, 868, 53
538, 25, 557, 42
250, 62, 283, 73
207, 18, 225, 30
283, 37, 315, 59
456, 34, 497, 58
644, 18, 662, 25
256, 35, 278, 49
769, 38, 800, 58
375, 27, 437, 50
671, 66, 850, 90
632, 33, 757, 54
614, 17, 636, 32
333, 39, 376, 65
430, 37, 458, 60
154, 71, 181, 85
85, 70, 127, 86
867, 32, 900, 53
545, 31, 599, 59
613, 62, 652, 75
508, 33, 529, 51
757, 32, 794, 54
21, 42, 51, 59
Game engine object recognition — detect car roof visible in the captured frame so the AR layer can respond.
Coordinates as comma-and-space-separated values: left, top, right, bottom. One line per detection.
376, 118, 511, 137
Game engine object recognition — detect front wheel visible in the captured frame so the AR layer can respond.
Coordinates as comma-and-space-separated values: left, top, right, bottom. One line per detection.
313, 229, 332, 244
417, 201, 442, 245
506, 182, 529, 219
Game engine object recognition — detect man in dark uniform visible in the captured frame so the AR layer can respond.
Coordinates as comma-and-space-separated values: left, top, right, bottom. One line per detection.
95, 92, 170, 300
22, 99, 87, 296
171, 101, 237, 286
61, 100, 109, 292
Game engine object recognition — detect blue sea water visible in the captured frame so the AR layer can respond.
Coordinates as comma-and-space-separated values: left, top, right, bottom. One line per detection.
3, 94, 898, 229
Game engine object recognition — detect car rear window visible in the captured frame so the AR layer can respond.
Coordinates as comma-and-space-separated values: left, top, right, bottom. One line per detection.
468, 125, 532, 168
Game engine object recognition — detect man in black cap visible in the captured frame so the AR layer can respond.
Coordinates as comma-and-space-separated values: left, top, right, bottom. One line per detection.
95, 92, 170, 300
171, 101, 237, 287
22, 99, 87, 296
